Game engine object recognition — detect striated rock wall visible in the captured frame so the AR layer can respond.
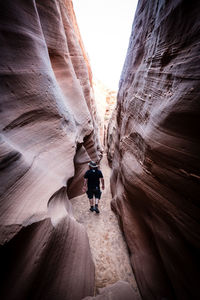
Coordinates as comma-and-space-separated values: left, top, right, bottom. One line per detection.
0, 0, 101, 299
108, 1, 200, 299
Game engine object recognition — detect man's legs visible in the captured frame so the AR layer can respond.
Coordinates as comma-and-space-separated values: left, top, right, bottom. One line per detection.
88, 190, 101, 213
87, 190, 95, 211
89, 197, 95, 212
94, 189, 101, 213
94, 197, 100, 213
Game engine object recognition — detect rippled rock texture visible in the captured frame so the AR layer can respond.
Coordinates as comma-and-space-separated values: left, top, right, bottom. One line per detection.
0, 0, 102, 299
108, 1, 200, 299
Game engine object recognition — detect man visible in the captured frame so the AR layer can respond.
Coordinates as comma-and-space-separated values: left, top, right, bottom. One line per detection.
83, 161, 104, 213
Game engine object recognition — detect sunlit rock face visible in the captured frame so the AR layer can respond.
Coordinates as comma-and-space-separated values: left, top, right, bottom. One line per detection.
93, 79, 116, 147
0, 0, 101, 299
108, 1, 200, 299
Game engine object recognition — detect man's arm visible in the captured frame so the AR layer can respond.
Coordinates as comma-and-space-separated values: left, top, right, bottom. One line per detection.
100, 177, 105, 190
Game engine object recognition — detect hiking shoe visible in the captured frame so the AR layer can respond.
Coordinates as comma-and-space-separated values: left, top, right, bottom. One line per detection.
90, 206, 94, 212
94, 206, 100, 214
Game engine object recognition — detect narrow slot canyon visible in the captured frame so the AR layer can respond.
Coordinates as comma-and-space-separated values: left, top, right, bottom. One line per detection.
71, 155, 141, 299
0, 1, 200, 300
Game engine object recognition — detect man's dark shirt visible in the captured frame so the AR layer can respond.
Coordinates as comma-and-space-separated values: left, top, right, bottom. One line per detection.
84, 169, 103, 190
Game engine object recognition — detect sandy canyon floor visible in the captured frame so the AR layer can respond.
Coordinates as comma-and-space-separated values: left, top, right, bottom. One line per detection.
71, 155, 141, 298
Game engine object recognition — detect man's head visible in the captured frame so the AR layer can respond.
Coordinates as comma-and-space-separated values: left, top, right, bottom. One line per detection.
88, 161, 98, 169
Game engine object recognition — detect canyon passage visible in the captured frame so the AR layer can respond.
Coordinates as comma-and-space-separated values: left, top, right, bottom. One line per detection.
71, 155, 141, 299
0, 1, 200, 300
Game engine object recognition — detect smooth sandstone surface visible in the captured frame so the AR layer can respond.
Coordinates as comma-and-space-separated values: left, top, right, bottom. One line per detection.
108, 1, 200, 299
0, 0, 101, 299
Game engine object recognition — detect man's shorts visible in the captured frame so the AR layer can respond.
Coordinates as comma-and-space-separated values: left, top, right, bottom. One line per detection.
86, 188, 102, 199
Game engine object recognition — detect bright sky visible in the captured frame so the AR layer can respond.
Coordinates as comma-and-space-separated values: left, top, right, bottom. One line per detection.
73, 0, 138, 90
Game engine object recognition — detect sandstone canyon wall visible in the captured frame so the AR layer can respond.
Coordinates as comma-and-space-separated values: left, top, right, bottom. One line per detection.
93, 79, 116, 148
108, 1, 200, 299
0, 1, 102, 299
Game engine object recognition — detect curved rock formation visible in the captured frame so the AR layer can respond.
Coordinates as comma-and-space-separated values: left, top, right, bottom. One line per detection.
0, 0, 101, 299
108, 1, 200, 299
